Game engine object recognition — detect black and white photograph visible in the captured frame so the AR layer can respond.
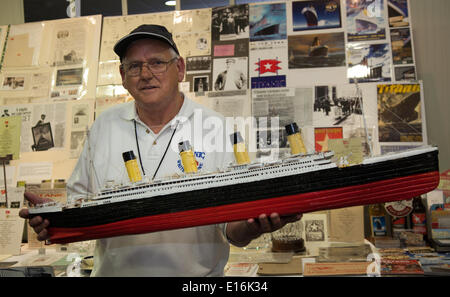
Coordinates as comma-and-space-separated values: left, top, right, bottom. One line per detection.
305, 219, 325, 242
72, 104, 89, 130
313, 85, 364, 126
212, 4, 249, 41
186, 56, 212, 73
193, 76, 209, 92
2, 76, 25, 90
56, 68, 83, 86
31, 122, 54, 151
213, 57, 248, 91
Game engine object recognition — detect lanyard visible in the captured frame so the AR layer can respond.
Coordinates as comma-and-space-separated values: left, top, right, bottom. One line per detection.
133, 119, 179, 180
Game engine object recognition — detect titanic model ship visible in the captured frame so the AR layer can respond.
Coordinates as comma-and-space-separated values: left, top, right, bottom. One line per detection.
28, 123, 440, 244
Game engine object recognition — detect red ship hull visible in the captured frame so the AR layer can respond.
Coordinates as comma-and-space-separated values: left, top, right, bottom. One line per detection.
47, 171, 439, 244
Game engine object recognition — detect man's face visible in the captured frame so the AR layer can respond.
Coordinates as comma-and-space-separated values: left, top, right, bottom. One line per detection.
226, 60, 234, 70
120, 39, 185, 108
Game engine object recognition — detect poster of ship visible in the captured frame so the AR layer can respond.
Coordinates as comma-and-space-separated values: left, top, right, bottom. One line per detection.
292, 0, 341, 31
377, 83, 423, 143
388, 0, 409, 27
346, 0, 387, 42
249, 3, 286, 41
390, 27, 413, 65
347, 43, 392, 83
288, 32, 345, 69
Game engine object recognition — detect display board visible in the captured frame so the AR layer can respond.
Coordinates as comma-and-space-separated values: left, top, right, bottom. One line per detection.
0, 0, 424, 187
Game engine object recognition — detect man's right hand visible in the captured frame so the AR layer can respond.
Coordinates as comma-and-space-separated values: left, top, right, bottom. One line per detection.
19, 192, 52, 241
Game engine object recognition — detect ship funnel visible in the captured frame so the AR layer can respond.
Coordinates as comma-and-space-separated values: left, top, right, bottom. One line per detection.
122, 151, 143, 183
178, 140, 198, 173
230, 132, 250, 165
285, 123, 307, 155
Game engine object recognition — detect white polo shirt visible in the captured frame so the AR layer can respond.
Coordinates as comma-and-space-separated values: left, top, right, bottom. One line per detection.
67, 96, 235, 276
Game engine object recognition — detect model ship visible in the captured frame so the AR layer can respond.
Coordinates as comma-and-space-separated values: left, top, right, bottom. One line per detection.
28, 123, 440, 244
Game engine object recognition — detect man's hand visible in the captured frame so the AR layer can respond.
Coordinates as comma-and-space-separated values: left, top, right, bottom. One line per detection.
18, 192, 52, 241
226, 212, 302, 247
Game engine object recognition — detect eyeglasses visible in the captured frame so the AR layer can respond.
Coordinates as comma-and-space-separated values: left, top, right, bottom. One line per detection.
121, 57, 178, 77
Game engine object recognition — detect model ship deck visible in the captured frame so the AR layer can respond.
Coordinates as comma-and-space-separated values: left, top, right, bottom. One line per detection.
29, 146, 440, 244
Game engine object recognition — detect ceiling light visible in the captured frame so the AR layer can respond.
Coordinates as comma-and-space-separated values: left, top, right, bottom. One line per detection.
165, 1, 176, 6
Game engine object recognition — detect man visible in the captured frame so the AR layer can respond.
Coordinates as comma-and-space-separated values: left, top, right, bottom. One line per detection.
214, 58, 247, 91
19, 24, 301, 276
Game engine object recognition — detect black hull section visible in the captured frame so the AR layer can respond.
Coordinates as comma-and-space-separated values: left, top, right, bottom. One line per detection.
34, 149, 439, 229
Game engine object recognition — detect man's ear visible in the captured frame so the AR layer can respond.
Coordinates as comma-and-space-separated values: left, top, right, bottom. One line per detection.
176, 57, 186, 82
119, 65, 127, 89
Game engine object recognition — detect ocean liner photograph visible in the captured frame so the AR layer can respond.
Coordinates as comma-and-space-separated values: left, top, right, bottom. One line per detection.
28, 122, 440, 244
292, 0, 341, 31
249, 3, 286, 41
288, 32, 345, 69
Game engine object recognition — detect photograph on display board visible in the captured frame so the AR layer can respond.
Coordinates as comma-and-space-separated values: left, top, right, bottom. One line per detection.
314, 127, 343, 152
288, 32, 345, 69
377, 83, 423, 142
193, 76, 210, 92
394, 66, 415, 81
213, 57, 248, 91
185, 56, 212, 92
388, 0, 409, 27
186, 56, 212, 73
313, 85, 364, 127
346, 0, 386, 42
249, 3, 286, 41
173, 31, 211, 58
55, 68, 84, 86
390, 27, 413, 65
52, 25, 87, 66
31, 122, 54, 151
250, 40, 288, 89
212, 5, 249, 41
347, 43, 392, 83
292, 0, 341, 31
2, 76, 25, 91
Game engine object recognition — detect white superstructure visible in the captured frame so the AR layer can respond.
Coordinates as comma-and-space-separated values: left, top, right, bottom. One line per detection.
29, 151, 336, 213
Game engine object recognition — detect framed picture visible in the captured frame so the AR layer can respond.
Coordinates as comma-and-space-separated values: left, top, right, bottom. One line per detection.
31, 122, 54, 151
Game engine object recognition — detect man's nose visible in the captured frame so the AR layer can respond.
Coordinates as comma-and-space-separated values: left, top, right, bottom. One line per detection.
140, 63, 154, 78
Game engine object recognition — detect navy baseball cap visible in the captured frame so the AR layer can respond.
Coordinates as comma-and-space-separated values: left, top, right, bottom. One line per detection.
113, 24, 180, 60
